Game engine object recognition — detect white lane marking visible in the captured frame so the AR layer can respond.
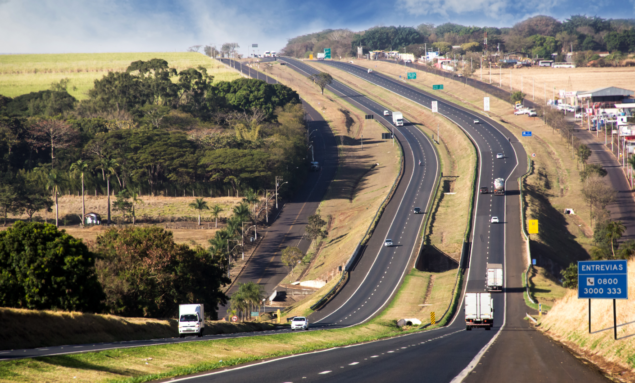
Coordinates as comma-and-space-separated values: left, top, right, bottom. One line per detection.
371, 355, 379, 358
349, 362, 359, 365
319, 371, 332, 374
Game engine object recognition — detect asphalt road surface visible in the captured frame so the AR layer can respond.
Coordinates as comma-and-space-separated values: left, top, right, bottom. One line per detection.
215, 58, 338, 320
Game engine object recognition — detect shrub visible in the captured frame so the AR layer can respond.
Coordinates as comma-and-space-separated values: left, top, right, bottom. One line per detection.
0, 221, 104, 311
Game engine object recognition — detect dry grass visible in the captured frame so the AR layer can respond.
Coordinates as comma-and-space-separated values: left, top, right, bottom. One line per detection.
381, 268, 456, 323
540, 258, 635, 375
352, 60, 594, 269
0, 307, 272, 351
261, 62, 401, 284
0, 52, 241, 100
471, 65, 635, 105
307, 61, 476, 262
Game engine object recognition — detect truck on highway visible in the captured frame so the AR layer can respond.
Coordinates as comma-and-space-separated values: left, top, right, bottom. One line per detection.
494, 178, 505, 195
392, 112, 404, 127
465, 293, 494, 330
179, 304, 205, 338
317, 53, 325, 61
487, 263, 503, 291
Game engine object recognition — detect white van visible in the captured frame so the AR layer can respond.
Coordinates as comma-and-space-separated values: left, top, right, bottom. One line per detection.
179, 304, 205, 338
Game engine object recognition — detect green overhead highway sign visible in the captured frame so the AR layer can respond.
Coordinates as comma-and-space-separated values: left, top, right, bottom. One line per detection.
432, 84, 443, 90
407, 72, 416, 79
324, 48, 331, 59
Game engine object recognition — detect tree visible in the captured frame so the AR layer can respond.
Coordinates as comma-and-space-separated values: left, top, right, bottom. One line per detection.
605, 221, 625, 259
26, 119, 78, 169
581, 175, 616, 225
510, 91, 525, 104
35, 168, 62, 227
211, 204, 223, 228
0, 183, 18, 226
310, 72, 333, 95
94, 227, 229, 318
233, 203, 251, 223
96, 158, 119, 225
306, 214, 328, 240
281, 246, 304, 275
0, 221, 104, 311
560, 263, 578, 288
577, 144, 592, 168
580, 163, 607, 181
230, 282, 264, 320
70, 159, 89, 227
189, 198, 209, 226
242, 189, 259, 214
112, 190, 133, 223
432, 42, 452, 54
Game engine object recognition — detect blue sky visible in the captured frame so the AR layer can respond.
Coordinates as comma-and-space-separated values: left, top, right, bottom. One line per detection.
0, 0, 634, 54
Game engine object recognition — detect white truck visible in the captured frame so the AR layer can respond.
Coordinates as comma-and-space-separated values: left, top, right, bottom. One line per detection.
487, 263, 503, 291
317, 53, 325, 61
494, 178, 505, 196
465, 293, 494, 330
178, 304, 205, 338
392, 111, 404, 127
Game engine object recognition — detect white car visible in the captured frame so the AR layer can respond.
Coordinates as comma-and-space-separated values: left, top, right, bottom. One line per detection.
496, 153, 504, 159
514, 109, 527, 115
528, 110, 537, 117
515, 104, 524, 110
490, 216, 499, 223
575, 112, 583, 118
384, 239, 394, 247
474, 119, 480, 124
384, 110, 390, 116
291, 317, 309, 330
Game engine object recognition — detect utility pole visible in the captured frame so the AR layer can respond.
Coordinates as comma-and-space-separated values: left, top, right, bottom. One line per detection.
510, 67, 512, 91
242, 222, 246, 260
533, 78, 535, 101
480, 57, 483, 81
275, 176, 282, 209
499, 66, 502, 87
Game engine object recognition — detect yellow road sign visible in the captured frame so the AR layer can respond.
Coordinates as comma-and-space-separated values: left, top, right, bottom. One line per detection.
431, 312, 436, 325
309, 54, 313, 60
528, 220, 539, 234
277, 309, 281, 323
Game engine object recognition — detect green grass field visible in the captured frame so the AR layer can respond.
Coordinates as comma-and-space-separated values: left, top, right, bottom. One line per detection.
0, 52, 242, 100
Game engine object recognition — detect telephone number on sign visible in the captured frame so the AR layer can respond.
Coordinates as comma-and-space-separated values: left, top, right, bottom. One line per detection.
597, 278, 619, 285
583, 288, 622, 295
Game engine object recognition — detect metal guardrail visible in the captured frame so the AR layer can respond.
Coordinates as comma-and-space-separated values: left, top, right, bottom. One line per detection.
519, 155, 536, 304
309, 122, 406, 311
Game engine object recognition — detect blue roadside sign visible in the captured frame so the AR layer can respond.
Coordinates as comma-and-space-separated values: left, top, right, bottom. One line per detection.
578, 260, 628, 300
522, 131, 532, 137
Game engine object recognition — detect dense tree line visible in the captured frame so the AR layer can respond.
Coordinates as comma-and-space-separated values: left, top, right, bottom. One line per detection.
0, 222, 229, 318
0, 59, 309, 225
282, 15, 635, 60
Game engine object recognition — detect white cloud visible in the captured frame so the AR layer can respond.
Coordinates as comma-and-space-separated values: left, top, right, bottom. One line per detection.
396, 0, 561, 21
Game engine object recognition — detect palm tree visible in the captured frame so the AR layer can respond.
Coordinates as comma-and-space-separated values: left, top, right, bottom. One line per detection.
225, 218, 241, 239
606, 221, 626, 259
189, 198, 209, 226
129, 188, 143, 225
37, 168, 61, 227
240, 282, 264, 319
70, 160, 89, 227
242, 189, 259, 214
96, 158, 119, 225
210, 204, 223, 228
233, 203, 251, 223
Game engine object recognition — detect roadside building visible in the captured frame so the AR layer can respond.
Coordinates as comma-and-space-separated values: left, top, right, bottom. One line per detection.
577, 87, 635, 110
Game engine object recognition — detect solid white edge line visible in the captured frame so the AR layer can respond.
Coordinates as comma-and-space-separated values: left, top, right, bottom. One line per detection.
526, 313, 538, 324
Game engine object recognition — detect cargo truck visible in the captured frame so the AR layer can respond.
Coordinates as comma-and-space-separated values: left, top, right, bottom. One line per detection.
487, 263, 503, 291
494, 178, 505, 195
465, 293, 494, 330
392, 112, 404, 127
179, 304, 205, 338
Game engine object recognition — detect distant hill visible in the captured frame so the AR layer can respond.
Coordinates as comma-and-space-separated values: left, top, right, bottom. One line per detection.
281, 15, 635, 60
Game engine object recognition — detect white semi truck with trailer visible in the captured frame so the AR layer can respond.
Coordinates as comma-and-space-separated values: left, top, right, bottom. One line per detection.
487, 263, 503, 291
392, 112, 403, 127
465, 293, 494, 330
179, 304, 205, 338
494, 178, 505, 196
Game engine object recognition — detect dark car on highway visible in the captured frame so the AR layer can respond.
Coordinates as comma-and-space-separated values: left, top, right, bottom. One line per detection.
413, 207, 421, 214
480, 187, 488, 194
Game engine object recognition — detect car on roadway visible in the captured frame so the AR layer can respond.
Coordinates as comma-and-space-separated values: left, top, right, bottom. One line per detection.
480, 187, 488, 194
575, 112, 583, 119
496, 153, 504, 159
291, 317, 309, 330
528, 110, 537, 117
384, 110, 390, 116
413, 207, 421, 214
490, 216, 499, 223
384, 239, 394, 247
474, 119, 480, 124
514, 109, 528, 115
310, 161, 320, 171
